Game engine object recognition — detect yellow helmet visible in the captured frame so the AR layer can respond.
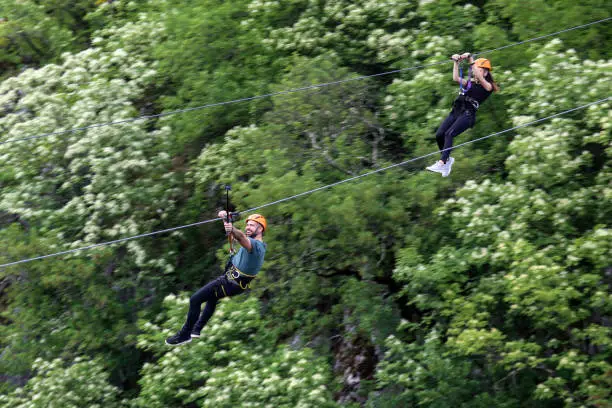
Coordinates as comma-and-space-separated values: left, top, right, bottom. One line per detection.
246, 214, 267, 232
473, 58, 492, 70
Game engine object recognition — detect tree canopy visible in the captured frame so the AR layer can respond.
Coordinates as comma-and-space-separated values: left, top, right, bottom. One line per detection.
1, 0, 610, 406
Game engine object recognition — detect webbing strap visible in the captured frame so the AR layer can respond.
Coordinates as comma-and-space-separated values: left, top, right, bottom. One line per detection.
459, 63, 472, 95
229, 264, 257, 278
228, 234, 235, 255
226, 265, 255, 290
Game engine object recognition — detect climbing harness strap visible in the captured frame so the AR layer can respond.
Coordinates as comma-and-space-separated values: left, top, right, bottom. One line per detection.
458, 62, 472, 95
225, 264, 255, 290
453, 94, 480, 114
463, 95, 479, 110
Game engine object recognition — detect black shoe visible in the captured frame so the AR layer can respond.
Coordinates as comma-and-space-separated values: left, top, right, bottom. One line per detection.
191, 329, 201, 338
165, 331, 192, 346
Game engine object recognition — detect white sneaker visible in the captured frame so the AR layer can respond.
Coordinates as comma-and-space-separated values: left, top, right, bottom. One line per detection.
426, 160, 445, 174
441, 157, 455, 177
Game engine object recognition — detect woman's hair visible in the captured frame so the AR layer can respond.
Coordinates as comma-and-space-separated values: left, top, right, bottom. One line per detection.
485, 70, 500, 92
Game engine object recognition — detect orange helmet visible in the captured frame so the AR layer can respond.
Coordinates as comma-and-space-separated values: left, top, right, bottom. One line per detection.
473, 58, 492, 70
246, 214, 267, 232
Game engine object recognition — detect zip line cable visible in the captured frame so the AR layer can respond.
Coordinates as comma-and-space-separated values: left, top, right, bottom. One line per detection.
1, 17, 609, 147
1, 96, 608, 268
242, 97, 610, 214
473, 17, 611, 56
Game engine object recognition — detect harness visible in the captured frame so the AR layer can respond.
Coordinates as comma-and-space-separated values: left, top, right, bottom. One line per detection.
453, 94, 479, 114
463, 95, 479, 110
458, 62, 472, 95
221, 185, 257, 290
225, 264, 255, 290
452, 61, 481, 113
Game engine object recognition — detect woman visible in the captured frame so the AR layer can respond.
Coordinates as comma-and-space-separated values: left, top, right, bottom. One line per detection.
426, 52, 499, 177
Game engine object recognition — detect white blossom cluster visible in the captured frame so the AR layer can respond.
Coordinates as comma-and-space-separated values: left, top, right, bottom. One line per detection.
384, 69, 451, 123
384, 40, 611, 404
0, 357, 124, 408
193, 125, 271, 189
263, 0, 419, 57
135, 296, 336, 407
255, 0, 474, 73
504, 40, 611, 119
0, 18, 180, 272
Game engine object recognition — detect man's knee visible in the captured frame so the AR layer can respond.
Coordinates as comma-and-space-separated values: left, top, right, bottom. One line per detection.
190, 288, 211, 306
189, 294, 201, 307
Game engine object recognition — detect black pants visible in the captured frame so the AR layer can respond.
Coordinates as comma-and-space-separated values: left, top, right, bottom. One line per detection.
182, 275, 246, 334
435, 108, 475, 163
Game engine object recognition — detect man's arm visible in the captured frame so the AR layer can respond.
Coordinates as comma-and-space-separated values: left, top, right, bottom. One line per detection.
228, 224, 253, 252
218, 210, 253, 252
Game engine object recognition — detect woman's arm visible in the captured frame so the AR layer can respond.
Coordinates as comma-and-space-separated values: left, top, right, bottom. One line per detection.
473, 67, 494, 91
451, 54, 462, 84
453, 53, 473, 86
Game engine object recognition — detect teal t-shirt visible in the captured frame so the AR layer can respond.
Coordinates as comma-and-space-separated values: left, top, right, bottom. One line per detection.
232, 238, 266, 276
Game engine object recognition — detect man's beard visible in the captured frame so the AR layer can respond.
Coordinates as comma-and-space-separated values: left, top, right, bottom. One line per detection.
247, 230, 257, 238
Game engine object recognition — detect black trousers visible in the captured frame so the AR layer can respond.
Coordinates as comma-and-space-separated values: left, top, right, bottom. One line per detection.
435, 108, 475, 163
182, 275, 246, 334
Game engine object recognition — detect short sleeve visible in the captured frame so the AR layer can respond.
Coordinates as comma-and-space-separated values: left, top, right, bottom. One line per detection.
248, 238, 266, 255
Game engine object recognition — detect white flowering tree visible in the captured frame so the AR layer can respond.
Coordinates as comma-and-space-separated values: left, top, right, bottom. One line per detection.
0, 357, 125, 408
0, 9, 186, 395
0, 14, 181, 268
190, 53, 414, 335
375, 43, 611, 407
2, 1, 611, 406
262, 0, 478, 68
134, 295, 338, 408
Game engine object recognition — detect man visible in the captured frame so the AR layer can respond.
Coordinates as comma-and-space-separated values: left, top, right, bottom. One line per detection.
165, 212, 267, 346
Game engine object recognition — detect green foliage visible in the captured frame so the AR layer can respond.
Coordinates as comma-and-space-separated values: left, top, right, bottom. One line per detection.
154, 0, 287, 147
134, 295, 338, 407
1, 1, 611, 407
0, 357, 125, 408
0, 0, 73, 75
380, 47, 611, 407
0, 226, 143, 393
373, 332, 521, 408
487, 0, 612, 59
191, 54, 414, 344
0, 16, 181, 272
0, 11, 185, 395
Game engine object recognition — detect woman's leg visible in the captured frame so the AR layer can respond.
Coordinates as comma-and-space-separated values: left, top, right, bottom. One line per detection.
435, 111, 458, 152
440, 111, 473, 163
